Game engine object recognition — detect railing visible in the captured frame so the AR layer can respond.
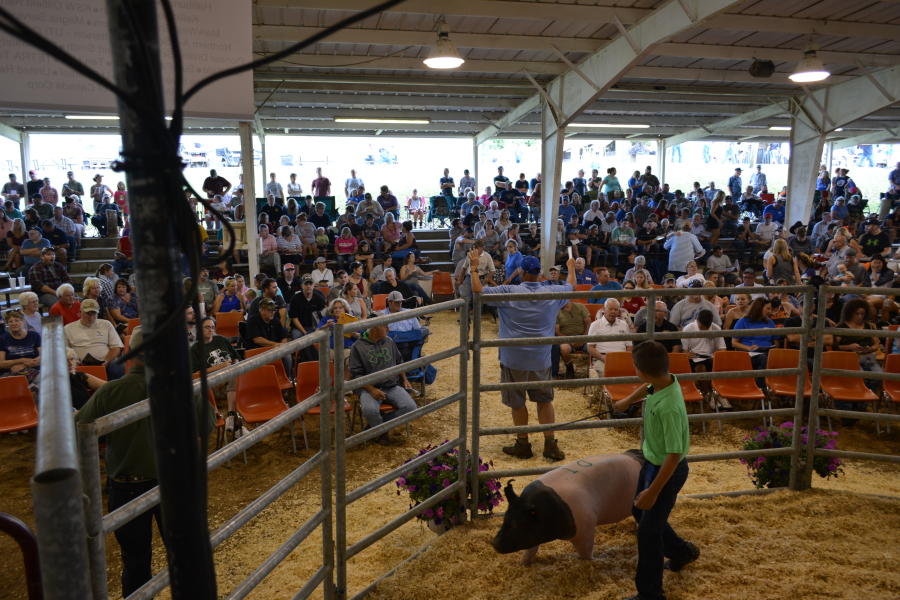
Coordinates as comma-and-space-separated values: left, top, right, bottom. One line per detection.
470, 284, 817, 511
332, 298, 468, 600
32, 318, 93, 600
75, 328, 335, 600
31, 284, 900, 600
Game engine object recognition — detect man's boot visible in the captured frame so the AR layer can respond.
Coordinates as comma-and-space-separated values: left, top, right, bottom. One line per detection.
502, 438, 533, 459
543, 438, 565, 461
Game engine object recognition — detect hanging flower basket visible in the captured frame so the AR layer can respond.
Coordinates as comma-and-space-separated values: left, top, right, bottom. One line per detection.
396, 443, 503, 533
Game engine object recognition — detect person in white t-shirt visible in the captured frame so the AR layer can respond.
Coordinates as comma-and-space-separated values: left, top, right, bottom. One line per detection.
681, 309, 726, 402
345, 169, 364, 198
587, 298, 632, 376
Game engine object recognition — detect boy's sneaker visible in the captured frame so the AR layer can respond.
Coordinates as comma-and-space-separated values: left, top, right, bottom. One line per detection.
502, 438, 533, 459
665, 541, 700, 572
718, 397, 733, 410
543, 439, 566, 462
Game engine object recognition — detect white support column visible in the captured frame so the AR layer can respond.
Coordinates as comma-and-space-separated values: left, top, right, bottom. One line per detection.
240, 122, 260, 282
19, 132, 31, 181
472, 138, 479, 191
540, 99, 565, 274
657, 138, 667, 185
254, 115, 268, 186
786, 112, 825, 226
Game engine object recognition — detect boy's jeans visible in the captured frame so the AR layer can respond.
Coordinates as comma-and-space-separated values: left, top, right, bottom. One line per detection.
632, 458, 691, 600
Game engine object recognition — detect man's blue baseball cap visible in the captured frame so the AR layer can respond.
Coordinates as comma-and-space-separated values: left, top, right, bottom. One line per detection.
521, 255, 542, 274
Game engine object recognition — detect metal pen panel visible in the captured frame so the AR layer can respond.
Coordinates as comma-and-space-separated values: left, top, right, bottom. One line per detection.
32, 318, 92, 600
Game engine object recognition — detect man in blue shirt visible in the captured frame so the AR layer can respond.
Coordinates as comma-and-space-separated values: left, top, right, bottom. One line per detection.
761, 197, 785, 224
573, 257, 598, 285
727, 168, 742, 198
558, 196, 577, 222
588, 267, 623, 304
472, 254, 576, 461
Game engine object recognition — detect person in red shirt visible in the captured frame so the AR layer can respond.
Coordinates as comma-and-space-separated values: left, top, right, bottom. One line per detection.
49, 283, 82, 325
311, 167, 331, 197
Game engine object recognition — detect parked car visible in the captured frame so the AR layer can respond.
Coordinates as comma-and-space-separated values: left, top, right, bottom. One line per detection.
180, 143, 209, 168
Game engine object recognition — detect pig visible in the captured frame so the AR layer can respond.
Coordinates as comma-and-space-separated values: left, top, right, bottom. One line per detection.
491, 451, 643, 565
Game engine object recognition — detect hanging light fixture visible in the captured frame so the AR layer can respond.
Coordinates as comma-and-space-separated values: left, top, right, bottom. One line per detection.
789, 49, 830, 83
423, 19, 464, 70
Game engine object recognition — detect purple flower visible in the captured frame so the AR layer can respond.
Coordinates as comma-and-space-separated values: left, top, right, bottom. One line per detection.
442, 479, 451, 488
780, 421, 794, 429
423, 508, 434, 519
397, 477, 407, 486
436, 506, 444, 518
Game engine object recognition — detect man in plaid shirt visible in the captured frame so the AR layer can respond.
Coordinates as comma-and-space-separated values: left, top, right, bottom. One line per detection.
29, 247, 70, 308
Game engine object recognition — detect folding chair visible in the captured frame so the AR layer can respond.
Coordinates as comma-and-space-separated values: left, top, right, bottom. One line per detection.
668, 352, 706, 432
820, 351, 879, 430
76, 365, 108, 381
711, 351, 766, 430
765, 349, 812, 421
215, 311, 243, 341
0, 376, 38, 434
372, 294, 388, 312
585, 304, 603, 321
245, 346, 293, 392
431, 271, 454, 299
235, 365, 295, 462
882, 354, 900, 433
602, 352, 643, 416
575, 284, 594, 291
295, 361, 349, 449
125, 318, 141, 336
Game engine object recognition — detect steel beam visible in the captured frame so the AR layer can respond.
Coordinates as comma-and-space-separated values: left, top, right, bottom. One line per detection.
832, 129, 900, 150
0, 121, 21, 143
705, 14, 900, 40
540, 100, 565, 274
254, 25, 602, 54
655, 42, 900, 67
664, 101, 790, 146
253, 0, 649, 23
478, 0, 745, 144
240, 122, 260, 282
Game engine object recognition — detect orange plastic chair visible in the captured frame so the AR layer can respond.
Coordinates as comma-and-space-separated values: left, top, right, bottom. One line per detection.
295, 361, 350, 448
431, 271, 454, 297
235, 365, 295, 460
668, 353, 706, 432
215, 311, 243, 340
585, 304, 603, 320
372, 294, 388, 311
765, 348, 811, 400
76, 365, 108, 381
603, 352, 643, 407
712, 351, 766, 428
575, 284, 593, 292
0, 376, 38, 433
245, 346, 293, 392
820, 352, 878, 428
125, 318, 141, 336
883, 354, 900, 404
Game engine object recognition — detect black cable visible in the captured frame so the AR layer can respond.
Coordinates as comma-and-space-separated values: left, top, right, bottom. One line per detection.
182, 0, 409, 104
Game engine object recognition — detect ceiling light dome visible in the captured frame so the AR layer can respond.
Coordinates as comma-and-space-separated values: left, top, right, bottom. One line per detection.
423, 22, 464, 70
789, 50, 830, 83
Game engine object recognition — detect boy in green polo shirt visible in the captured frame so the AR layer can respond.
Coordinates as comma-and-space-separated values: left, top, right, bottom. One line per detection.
614, 341, 698, 600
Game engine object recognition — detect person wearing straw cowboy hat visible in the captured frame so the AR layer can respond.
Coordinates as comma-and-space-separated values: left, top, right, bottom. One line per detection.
470, 252, 576, 461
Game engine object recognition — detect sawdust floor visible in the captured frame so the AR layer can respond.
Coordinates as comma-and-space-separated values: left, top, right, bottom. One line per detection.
1, 309, 898, 599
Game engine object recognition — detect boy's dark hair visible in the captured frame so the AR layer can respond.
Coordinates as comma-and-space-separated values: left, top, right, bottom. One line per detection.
697, 309, 713, 328
632, 341, 669, 377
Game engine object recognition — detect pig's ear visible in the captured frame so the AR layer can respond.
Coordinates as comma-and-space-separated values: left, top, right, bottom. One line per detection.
504, 480, 518, 504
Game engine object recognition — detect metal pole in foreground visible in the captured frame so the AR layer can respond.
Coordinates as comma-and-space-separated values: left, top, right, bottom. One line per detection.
31, 318, 92, 600
332, 323, 348, 600
318, 342, 335, 600
105, 1, 216, 597
788, 287, 813, 491
77, 423, 108, 600
470, 295, 483, 517
800, 287, 830, 489
457, 300, 469, 522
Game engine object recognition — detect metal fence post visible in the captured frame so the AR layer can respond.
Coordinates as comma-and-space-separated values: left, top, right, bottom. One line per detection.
77, 423, 108, 600
457, 301, 469, 522
470, 295, 482, 516
319, 339, 335, 600
332, 323, 347, 600
788, 288, 814, 491
32, 318, 92, 600
800, 285, 829, 489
